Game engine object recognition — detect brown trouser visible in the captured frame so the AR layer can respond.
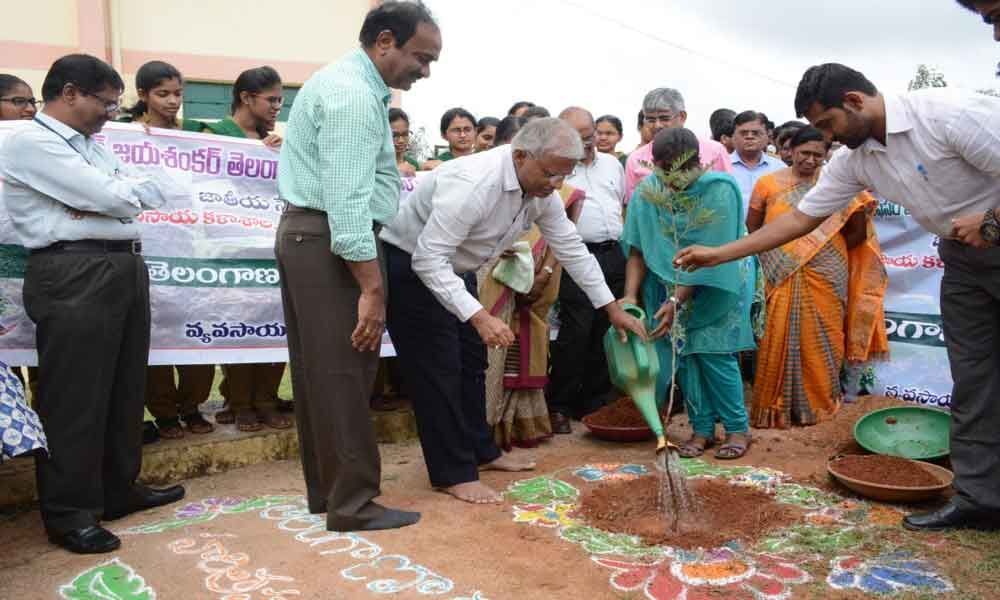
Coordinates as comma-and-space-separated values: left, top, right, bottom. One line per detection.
219, 363, 285, 412
145, 365, 215, 420
275, 206, 383, 529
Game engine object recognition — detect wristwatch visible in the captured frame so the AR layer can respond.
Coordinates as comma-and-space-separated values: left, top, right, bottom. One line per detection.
980, 209, 1000, 246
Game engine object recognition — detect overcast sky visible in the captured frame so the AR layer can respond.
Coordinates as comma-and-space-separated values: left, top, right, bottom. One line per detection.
402, 0, 998, 150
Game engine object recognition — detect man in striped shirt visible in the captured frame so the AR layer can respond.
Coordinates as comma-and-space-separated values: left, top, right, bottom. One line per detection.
275, 1, 441, 532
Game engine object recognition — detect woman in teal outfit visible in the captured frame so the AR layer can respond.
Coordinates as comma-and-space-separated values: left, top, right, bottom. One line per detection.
620, 128, 756, 460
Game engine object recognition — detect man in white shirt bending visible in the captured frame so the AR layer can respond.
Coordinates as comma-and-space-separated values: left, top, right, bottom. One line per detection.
380, 118, 646, 504
675, 63, 1000, 532
0, 54, 185, 554
546, 107, 627, 433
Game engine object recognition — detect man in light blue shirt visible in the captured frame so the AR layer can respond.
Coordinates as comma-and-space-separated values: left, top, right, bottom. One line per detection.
729, 110, 786, 220
275, 1, 440, 532
0, 54, 184, 555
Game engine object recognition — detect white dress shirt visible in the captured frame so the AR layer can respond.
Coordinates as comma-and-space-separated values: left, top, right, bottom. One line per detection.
0, 113, 167, 249
565, 151, 625, 243
380, 145, 615, 321
798, 89, 1000, 238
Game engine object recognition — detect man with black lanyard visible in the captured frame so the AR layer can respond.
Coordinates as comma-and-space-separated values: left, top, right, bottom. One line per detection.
0, 54, 184, 554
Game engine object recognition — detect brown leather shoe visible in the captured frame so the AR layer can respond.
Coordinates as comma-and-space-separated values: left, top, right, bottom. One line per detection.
549, 412, 571, 434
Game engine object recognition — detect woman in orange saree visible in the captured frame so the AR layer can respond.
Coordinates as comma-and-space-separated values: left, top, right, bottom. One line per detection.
477, 185, 584, 450
747, 127, 889, 428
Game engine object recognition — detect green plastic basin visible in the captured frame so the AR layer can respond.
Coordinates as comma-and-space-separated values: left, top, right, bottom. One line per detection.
853, 406, 951, 460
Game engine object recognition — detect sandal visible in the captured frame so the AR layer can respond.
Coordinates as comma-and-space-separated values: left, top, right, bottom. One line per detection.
214, 408, 235, 425
154, 417, 184, 440
677, 435, 715, 458
715, 432, 751, 460
181, 412, 215, 434
258, 408, 293, 430
235, 408, 263, 432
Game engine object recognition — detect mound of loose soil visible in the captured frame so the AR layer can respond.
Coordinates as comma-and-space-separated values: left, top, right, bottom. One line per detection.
832, 455, 940, 487
576, 476, 802, 549
586, 397, 666, 428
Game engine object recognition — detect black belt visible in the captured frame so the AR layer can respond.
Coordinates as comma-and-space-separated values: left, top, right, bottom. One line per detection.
585, 240, 619, 252
31, 239, 142, 255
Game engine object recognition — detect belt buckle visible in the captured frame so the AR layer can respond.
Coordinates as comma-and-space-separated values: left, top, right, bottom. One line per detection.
130, 240, 142, 255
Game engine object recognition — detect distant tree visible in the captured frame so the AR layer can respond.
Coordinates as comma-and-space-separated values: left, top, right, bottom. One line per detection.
908, 64, 947, 90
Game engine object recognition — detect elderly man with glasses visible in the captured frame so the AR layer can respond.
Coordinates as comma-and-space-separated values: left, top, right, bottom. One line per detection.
624, 87, 732, 202
380, 118, 647, 505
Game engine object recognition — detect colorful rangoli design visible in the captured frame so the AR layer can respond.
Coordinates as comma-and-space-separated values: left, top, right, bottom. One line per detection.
505, 459, 954, 598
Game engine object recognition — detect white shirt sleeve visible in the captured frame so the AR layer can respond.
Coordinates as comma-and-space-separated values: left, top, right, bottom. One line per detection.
1, 131, 145, 218
411, 173, 486, 322
945, 94, 1000, 178
796, 150, 867, 218
535, 195, 615, 308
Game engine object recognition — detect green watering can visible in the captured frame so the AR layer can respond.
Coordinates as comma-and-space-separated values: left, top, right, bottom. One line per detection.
603, 304, 674, 456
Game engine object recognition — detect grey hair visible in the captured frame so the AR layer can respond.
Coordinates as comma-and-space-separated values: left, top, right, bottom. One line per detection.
510, 117, 584, 160
642, 87, 685, 114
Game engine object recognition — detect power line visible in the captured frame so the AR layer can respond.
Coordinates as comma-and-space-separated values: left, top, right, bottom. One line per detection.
556, 0, 797, 89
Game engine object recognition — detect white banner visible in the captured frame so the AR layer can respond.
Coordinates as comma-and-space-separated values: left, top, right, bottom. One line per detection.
0, 122, 401, 365
868, 198, 953, 409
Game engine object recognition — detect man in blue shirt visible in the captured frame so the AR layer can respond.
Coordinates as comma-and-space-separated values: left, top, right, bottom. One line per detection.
729, 110, 786, 220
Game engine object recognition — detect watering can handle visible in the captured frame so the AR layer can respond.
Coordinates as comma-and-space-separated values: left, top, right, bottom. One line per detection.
629, 328, 650, 376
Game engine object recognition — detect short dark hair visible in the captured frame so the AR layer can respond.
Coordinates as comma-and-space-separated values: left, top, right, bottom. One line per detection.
41, 53, 124, 102
955, 0, 979, 11
507, 100, 534, 116
709, 108, 736, 141
231, 66, 282, 115
789, 125, 829, 149
476, 116, 500, 133
440, 107, 476, 136
359, 1, 437, 48
0, 74, 30, 97
521, 106, 550, 120
733, 110, 768, 129
652, 127, 700, 169
794, 63, 878, 118
774, 120, 806, 146
636, 109, 644, 130
494, 116, 526, 145
596, 114, 623, 136
388, 107, 409, 125
128, 60, 182, 117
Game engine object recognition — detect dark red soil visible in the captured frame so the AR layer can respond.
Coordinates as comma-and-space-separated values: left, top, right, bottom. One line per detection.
575, 476, 802, 549
832, 455, 940, 487
586, 396, 665, 428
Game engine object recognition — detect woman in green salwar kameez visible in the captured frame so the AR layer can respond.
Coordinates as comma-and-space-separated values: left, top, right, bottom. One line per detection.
620, 128, 756, 460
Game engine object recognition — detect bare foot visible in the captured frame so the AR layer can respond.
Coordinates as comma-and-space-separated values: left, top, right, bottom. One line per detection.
440, 481, 502, 504
480, 451, 536, 472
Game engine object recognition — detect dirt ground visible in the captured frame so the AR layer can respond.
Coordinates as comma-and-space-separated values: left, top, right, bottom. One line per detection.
1, 395, 998, 600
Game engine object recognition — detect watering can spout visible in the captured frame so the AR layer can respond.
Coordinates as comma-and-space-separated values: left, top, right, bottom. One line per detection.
603, 304, 665, 438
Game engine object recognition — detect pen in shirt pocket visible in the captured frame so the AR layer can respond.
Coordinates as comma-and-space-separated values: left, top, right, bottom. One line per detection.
916, 163, 929, 182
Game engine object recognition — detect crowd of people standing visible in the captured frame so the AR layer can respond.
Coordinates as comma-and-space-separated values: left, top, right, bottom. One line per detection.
0, 0, 998, 556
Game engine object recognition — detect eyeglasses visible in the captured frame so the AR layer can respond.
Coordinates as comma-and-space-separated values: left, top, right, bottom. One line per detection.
0, 97, 38, 109
736, 129, 766, 139
253, 94, 285, 108
78, 89, 121, 114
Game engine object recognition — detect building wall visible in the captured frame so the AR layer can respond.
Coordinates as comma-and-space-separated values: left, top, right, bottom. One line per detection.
0, 0, 373, 106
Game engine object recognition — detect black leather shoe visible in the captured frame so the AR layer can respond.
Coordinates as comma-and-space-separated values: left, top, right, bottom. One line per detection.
903, 499, 1000, 532
103, 484, 186, 521
550, 412, 572, 434
49, 525, 121, 554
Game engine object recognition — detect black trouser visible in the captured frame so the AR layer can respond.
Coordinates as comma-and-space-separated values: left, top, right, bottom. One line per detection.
23, 249, 150, 536
938, 239, 1000, 512
546, 241, 626, 418
275, 207, 384, 529
384, 244, 501, 488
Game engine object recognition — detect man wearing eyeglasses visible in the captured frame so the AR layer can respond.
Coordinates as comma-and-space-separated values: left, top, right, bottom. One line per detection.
623, 87, 732, 202
729, 111, 786, 220
0, 54, 184, 554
